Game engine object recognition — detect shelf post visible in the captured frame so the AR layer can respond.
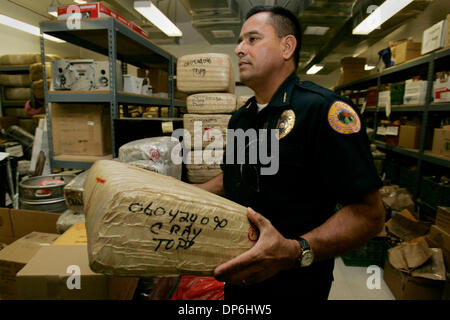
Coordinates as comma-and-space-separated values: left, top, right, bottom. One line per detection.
168, 56, 175, 118
108, 19, 118, 157
40, 30, 55, 173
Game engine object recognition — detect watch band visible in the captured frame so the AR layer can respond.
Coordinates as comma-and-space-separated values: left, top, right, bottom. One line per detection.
297, 238, 311, 251
296, 237, 314, 267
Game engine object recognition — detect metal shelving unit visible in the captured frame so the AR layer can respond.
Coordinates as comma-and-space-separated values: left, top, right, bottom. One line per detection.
336, 47, 450, 200
39, 18, 186, 171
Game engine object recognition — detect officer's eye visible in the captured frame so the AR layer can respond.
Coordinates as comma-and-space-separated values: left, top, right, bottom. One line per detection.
249, 37, 258, 43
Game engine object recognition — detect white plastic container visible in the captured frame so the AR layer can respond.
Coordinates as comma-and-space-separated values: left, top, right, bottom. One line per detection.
123, 75, 144, 94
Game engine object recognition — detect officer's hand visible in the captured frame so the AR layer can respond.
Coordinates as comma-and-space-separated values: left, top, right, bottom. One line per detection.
214, 207, 300, 286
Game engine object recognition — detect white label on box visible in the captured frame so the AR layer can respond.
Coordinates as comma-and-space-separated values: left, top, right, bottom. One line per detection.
385, 126, 399, 136
87, 121, 95, 126
5, 145, 23, 158
377, 127, 387, 135
421, 19, 446, 55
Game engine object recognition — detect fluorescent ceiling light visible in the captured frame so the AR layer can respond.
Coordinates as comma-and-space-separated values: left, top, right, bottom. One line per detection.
134, 1, 182, 37
0, 14, 65, 43
365, 64, 376, 70
48, 6, 58, 17
304, 26, 330, 36
74, 0, 87, 4
353, 0, 413, 35
306, 65, 324, 75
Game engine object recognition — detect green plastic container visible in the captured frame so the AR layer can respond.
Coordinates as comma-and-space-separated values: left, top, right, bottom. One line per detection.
390, 82, 405, 105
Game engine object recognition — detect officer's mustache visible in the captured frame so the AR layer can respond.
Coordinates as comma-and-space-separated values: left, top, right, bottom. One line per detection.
239, 59, 252, 65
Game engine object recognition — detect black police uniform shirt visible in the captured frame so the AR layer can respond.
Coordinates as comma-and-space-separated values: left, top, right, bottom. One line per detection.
221, 72, 383, 288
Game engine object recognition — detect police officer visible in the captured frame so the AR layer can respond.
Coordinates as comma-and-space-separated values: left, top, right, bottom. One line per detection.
196, 5, 385, 300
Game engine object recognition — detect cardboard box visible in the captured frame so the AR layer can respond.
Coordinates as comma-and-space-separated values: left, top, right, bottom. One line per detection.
390, 40, 422, 65
53, 223, 87, 246
427, 224, 450, 252
338, 70, 371, 86
398, 125, 421, 149
422, 16, 449, 55
446, 13, 450, 49
340, 57, 367, 70
432, 128, 450, 158
383, 259, 445, 300
0, 232, 59, 299
0, 208, 59, 244
0, 208, 14, 244
51, 103, 112, 156
15, 245, 108, 300
436, 207, 450, 234
404, 80, 428, 105
434, 71, 450, 103
427, 237, 450, 270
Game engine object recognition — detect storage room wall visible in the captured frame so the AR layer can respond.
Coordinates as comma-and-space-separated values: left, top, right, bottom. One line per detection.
0, 0, 82, 59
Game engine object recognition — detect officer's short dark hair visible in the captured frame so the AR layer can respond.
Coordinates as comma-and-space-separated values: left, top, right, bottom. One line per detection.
245, 5, 302, 67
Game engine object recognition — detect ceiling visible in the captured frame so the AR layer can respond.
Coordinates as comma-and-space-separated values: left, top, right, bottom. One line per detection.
8, 0, 435, 74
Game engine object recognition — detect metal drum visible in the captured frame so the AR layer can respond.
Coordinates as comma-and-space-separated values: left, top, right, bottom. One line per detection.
19, 174, 75, 213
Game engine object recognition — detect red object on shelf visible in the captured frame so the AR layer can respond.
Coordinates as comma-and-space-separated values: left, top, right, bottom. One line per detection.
366, 87, 378, 107
57, 2, 149, 39
171, 276, 224, 300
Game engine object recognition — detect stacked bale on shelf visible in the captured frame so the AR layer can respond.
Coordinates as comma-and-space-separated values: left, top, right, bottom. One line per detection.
0, 53, 60, 101
177, 53, 236, 184
0, 53, 61, 133
30, 62, 53, 100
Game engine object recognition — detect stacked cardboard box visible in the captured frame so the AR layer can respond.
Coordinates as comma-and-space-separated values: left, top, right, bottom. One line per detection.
338, 57, 371, 86
432, 125, 450, 158
389, 39, 422, 65
0, 232, 59, 299
9, 224, 139, 300
434, 71, 450, 103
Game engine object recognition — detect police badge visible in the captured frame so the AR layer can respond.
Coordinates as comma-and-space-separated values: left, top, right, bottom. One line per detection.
276, 109, 296, 139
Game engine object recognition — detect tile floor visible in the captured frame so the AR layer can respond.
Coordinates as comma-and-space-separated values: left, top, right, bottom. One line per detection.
328, 257, 395, 300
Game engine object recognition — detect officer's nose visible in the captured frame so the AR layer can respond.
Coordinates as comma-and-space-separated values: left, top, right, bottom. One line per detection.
235, 41, 246, 57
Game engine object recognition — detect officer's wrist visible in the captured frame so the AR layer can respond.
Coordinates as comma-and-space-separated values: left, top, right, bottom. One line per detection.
286, 239, 302, 269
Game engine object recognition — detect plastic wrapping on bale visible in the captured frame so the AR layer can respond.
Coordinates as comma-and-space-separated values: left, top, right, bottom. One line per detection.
84, 160, 257, 277
64, 170, 90, 214
5, 87, 31, 100
187, 93, 236, 114
118, 136, 182, 180
56, 209, 86, 234
29, 62, 52, 81
176, 53, 235, 94
0, 74, 31, 87
185, 149, 223, 184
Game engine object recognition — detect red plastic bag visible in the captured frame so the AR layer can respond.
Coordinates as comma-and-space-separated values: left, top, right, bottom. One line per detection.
171, 276, 224, 300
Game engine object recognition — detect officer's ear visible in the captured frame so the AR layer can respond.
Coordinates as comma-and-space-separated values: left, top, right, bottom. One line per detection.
281, 35, 297, 61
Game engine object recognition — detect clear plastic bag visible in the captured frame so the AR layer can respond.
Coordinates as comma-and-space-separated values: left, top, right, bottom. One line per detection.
118, 137, 182, 180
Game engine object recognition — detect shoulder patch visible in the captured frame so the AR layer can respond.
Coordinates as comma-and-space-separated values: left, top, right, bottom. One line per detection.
327, 101, 361, 135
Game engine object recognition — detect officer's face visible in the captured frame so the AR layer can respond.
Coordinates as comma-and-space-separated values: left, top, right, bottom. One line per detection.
235, 12, 284, 86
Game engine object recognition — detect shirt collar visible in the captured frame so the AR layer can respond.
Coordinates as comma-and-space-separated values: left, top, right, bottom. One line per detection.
244, 72, 299, 112
267, 72, 299, 107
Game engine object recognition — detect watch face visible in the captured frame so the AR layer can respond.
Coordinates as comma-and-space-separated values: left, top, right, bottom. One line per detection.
301, 250, 314, 267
